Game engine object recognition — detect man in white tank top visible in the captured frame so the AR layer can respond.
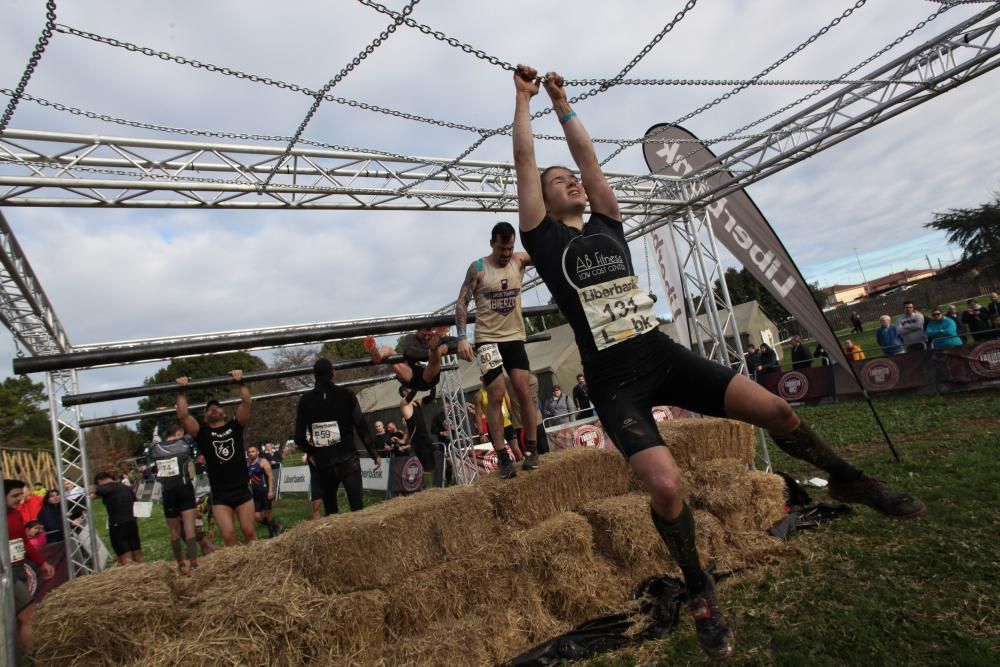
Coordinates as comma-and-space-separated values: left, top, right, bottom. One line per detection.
455, 222, 539, 479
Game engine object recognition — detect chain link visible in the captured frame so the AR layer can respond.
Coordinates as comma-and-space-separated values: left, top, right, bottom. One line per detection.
261, 0, 420, 189
0, 0, 57, 135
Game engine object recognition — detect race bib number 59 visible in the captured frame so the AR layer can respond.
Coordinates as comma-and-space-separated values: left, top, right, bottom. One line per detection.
476, 343, 504, 375
577, 276, 656, 351
311, 420, 341, 447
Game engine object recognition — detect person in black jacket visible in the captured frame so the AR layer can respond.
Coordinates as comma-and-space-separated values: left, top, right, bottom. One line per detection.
789, 336, 813, 370
295, 358, 381, 515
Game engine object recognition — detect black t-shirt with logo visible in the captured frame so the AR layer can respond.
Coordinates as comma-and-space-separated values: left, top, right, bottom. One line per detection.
522, 213, 660, 385
195, 418, 250, 495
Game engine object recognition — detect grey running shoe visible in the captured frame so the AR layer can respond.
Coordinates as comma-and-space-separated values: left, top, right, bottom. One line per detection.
828, 475, 927, 519
689, 576, 735, 661
498, 454, 517, 479
521, 451, 539, 471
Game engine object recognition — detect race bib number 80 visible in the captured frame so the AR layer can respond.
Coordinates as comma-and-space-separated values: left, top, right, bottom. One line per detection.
476, 343, 504, 375
311, 420, 341, 448
577, 276, 657, 351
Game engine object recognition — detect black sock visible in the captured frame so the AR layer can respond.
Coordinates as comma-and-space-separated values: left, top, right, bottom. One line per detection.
650, 504, 708, 595
170, 538, 183, 562
524, 439, 537, 454
769, 421, 863, 483
498, 450, 512, 465
185, 537, 197, 561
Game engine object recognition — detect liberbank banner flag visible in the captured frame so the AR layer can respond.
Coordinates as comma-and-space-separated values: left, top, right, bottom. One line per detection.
642, 124, 853, 375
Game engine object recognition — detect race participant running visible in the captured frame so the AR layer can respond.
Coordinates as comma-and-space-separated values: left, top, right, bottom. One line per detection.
150, 421, 200, 575
247, 445, 282, 537
5, 479, 55, 657
456, 222, 538, 478
295, 358, 382, 515
176, 370, 256, 546
512, 65, 926, 662
364, 327, 458, 402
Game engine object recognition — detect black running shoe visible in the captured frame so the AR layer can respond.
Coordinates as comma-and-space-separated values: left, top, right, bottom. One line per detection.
521, 451, 539, 471
689, 576, 735, 661
498, 453, 517, 479
828, 475, 927, 519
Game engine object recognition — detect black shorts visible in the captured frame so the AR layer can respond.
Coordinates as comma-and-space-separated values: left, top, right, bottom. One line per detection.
109, 520, 141, 556
309, 465, 323, 500
404, 364, 440, 392
211, 485, 252, 509
588, 332, 736, 459
161, 482, 196, 519
476, 340, 530, 386
253, 494, 272, 512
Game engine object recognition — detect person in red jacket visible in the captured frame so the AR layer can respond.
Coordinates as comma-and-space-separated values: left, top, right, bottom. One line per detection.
6, 478, 55, 656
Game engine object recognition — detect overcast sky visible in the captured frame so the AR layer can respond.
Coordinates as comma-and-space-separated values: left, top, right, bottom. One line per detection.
2, 1, 998, 421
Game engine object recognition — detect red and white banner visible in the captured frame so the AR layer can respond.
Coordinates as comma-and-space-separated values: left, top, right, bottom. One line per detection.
643, 125, 852, 376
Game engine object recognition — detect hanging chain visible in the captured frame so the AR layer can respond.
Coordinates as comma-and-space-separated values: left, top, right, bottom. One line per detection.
260, 0, 420, 189
0, 0, 57, 135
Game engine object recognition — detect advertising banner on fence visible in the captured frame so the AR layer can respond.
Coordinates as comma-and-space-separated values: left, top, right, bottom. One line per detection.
281, 460, 388, 493
757, 366, 836, 404
932, 340, 1000, 392
643, 125, 853, 378
840, 351, 933, 394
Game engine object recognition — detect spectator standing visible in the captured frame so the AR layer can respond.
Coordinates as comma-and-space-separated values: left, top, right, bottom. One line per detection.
744, 344, 762, 377
372, 421, 389, 452
92, 471, 143, 566
896, 301, 927, 352
961, 300, 991, 342
850, 312, 863, 334
813, 343, 831, 365
789, 336, 813, 370
875, 315, 905, 356
844, 340, 865, 361
6, 479, 56, 657
572, 374, 594, 418
925, 309, 963, 349
986, 292, 1000, 319
37, 489, 65, 543
544, 385, 573, 426
261, 440, 283, 495
758, 343, 779, 374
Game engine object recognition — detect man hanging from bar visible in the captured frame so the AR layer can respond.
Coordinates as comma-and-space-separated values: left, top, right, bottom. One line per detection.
511, 64, 926, 662
363, 326, 458, 402
175, 369, 257, 547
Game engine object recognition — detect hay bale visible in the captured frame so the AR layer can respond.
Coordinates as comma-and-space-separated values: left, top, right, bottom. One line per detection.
683, 459, 787, 532
478, 447, 631, 529
657, 418, 755, 468
35, 561, 181, 667
284, 485, 498, 594
384, 541, 521, 638
514, 511, 628, 624
383, 587, 564, 667
174, 573, 386, 667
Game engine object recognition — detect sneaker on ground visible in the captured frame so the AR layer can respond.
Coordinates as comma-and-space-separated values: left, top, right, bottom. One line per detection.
689, 575, 735, 661
188, 561, 199, 576
498, 455, 517, 479
362, 335, 381, 363
521, 451, 539, 471
828, 475, 927, 519
177, 561, 189, 577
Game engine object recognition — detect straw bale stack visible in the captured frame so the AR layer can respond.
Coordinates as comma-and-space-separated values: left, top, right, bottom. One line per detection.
34, 561, 180, 667
683, 459, 787, 531
657, 417, 755, 468
284, 484, 497, 594
478, 447, 631, 529
514, 511, 628, 624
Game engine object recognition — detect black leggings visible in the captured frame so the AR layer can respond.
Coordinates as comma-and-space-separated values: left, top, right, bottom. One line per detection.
318, 458, 364, 515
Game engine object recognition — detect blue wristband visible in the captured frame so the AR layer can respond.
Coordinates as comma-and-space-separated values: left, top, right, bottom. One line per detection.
456, 333, 467, 339
559, 111, 577, 124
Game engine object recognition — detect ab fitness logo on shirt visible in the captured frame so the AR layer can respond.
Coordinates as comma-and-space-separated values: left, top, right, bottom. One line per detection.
562, 234, 657, 351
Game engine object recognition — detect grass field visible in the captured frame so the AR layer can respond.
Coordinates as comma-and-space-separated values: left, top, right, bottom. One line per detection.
588, 391, 1000, 666
76, 392, 999, 666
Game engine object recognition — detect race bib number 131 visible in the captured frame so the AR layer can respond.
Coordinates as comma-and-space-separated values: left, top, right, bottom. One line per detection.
577, 276, 657, 351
